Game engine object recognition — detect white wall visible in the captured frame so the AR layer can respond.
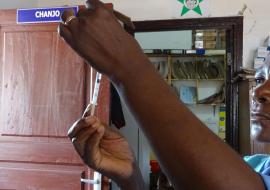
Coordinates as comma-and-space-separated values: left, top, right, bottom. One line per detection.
107, 0, 270, 68
0, 0, 38, 9
38, 0, 270, 68
1, 0, 269, 67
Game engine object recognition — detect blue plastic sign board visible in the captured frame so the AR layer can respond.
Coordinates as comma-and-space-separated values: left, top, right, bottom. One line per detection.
17, 6, 79, 24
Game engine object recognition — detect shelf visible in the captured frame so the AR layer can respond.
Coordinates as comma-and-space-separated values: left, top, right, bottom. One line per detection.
171, 78, 225, 81
147, 53, 225, 57
145, 49, 226, 57
186, 103, 226, 106
198, 79, 225, 81
171, 79, 197, 81
196, 103, 226, 106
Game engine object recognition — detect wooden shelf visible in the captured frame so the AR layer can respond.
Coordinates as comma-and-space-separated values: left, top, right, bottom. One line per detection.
147, 50, 226, 110
196, 103, 226, 106
171, 78, 225, 81
198, 79, 225, 81
171, 79, 197, 81
186, 103, 226, 106
146, 49, 226, 57
147, 53, 225, 57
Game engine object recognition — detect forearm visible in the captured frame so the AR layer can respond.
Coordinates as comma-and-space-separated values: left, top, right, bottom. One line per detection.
112, 58, 265, 190
118, 163, 146, 190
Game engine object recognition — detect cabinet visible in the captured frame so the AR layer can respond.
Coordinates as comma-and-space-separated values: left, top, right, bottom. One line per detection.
147, 50, 227, 140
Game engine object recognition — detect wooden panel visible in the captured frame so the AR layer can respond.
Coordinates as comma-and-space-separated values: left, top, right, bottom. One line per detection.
0, 142, 82, 165
1, 31, 54, 136
0, 163, 83, 190
97, 76, 110, 125
49, 33, 85, 136
0, 30, 85, 137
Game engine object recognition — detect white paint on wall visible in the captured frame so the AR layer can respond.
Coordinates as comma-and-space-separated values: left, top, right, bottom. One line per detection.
2, 0, 268, 68
108, 0, 269, 68
0, 0, 38, 9
34, 0, 270, 69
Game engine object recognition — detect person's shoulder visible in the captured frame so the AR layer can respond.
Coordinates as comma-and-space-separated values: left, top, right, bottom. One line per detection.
260, 174, 270, 190
244, 154, 270, 189
244, 154, 270, 161
244, 154, 270, 163
244, 154, 270, 172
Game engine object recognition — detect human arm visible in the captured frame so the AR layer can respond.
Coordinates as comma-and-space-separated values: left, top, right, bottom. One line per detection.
59, 1, 265, 189
68, 114, 146, 190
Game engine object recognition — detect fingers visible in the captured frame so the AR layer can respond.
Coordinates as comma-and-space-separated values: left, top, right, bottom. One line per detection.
68, 116, 97, 139
85, 0, 134, 29
83, 122, 105, 152
60, 9, 79, 33
84, 124, 105, 162
76, 122, 99, 143
103, 125, 124, 139
82, 104, 94, 118
113, 10, 135, 30
58, 23, 73, 46
77, 7, 89, 17
61, 9, 76, 23
71, 122, 99, 156
85, 0, 104, 10
70, 119, 105, 168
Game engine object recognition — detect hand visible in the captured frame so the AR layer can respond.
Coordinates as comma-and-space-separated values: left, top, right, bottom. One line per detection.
58, 0, 148, 81
68, 115, 136, 183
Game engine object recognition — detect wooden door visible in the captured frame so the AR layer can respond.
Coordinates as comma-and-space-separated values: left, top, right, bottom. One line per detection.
0, 9, 110, 190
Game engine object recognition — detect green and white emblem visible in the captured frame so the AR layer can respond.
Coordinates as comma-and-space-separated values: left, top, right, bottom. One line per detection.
178, 0, 204, 16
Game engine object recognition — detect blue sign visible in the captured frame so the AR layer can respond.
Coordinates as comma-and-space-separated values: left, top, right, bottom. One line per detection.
17, 6, 79, 24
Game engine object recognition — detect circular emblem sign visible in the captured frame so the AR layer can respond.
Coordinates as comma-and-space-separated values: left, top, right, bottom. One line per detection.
178, 0, 203, 16
184, 0, 199, 10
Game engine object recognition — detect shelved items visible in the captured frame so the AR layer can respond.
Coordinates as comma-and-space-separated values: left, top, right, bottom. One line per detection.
150, 57, 168, 79
171, 57, 225, 80
148, 51, 226, 103
253, 37, 270, 69
148, 50, 226, 139
219, 106, 226, 140
193, 29, 226, 50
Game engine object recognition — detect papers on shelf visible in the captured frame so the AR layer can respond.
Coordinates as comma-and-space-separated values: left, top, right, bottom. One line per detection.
179, 86, 197, 104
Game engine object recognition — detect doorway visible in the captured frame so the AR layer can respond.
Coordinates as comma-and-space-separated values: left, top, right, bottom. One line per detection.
111, 16, 243, 190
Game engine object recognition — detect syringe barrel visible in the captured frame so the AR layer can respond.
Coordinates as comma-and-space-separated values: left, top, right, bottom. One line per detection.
91, 72, 102, 106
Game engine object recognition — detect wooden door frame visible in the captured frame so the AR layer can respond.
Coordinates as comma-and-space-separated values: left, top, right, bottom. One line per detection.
124, 16, 243, 151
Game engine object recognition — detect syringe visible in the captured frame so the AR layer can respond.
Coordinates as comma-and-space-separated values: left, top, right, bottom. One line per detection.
83, 72, 102, 117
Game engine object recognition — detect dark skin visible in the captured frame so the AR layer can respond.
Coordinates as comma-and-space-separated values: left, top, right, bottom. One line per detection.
59, 0, 266, 189
251, 61, 270, 143
68, 106, 145, 189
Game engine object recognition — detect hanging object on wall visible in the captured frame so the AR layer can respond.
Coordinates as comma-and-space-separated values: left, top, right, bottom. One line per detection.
178, 0, 204, 16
